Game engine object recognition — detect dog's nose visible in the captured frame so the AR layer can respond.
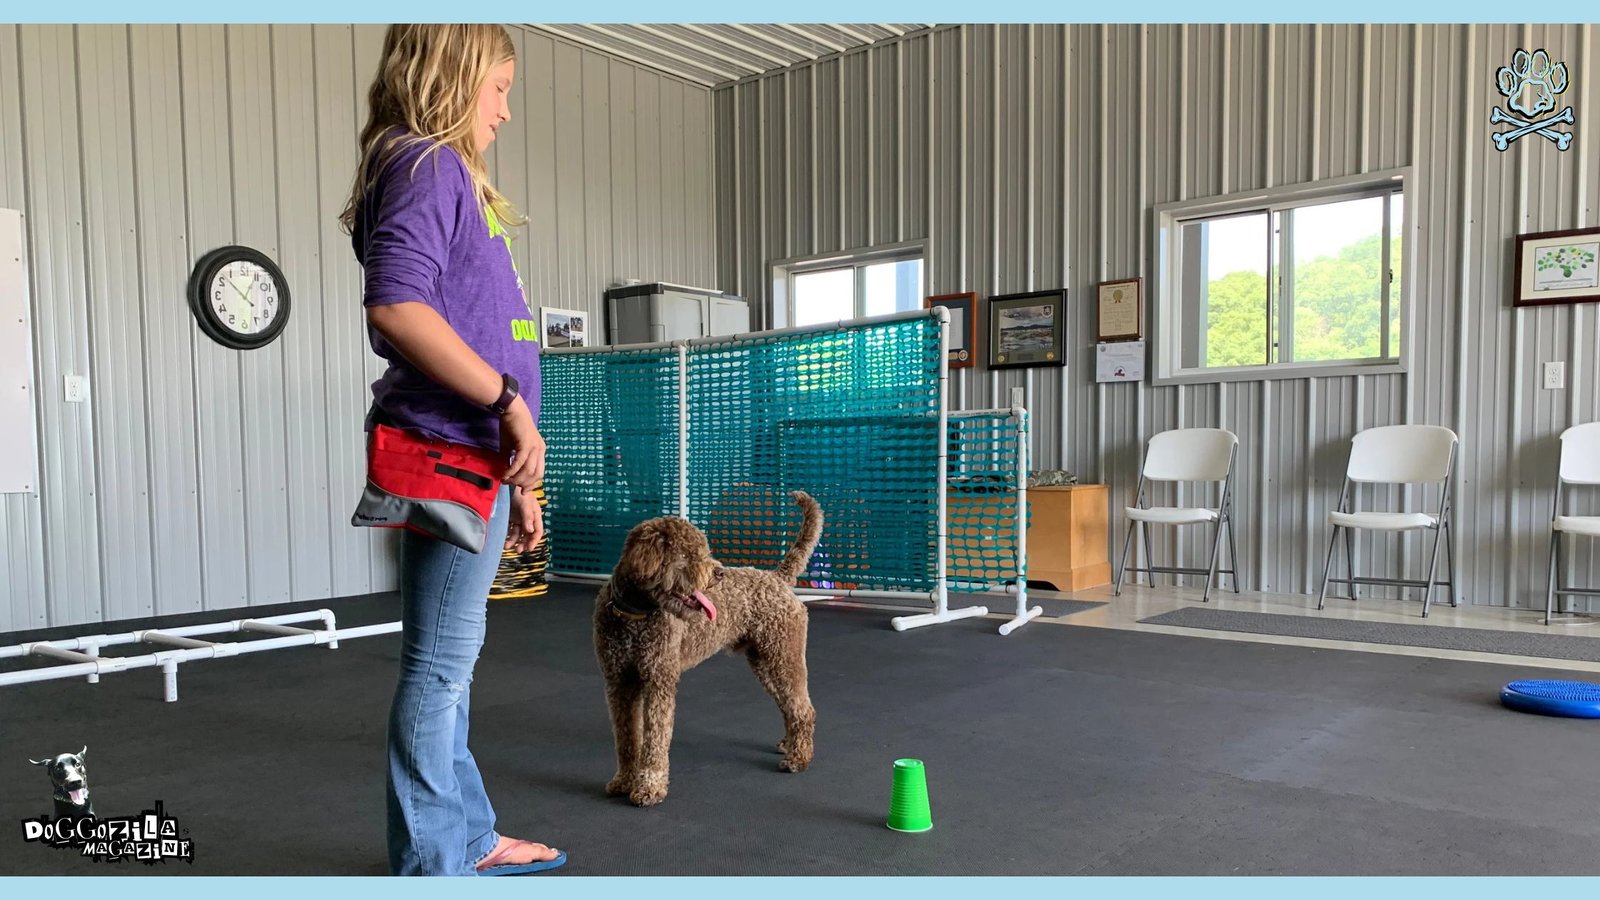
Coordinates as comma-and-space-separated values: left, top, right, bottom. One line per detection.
713, 567, 727, 580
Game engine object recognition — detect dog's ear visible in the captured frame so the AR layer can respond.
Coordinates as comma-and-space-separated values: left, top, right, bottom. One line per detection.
79, 746, 87, 759
29, 757, 50, 766
621, 527, 667, 583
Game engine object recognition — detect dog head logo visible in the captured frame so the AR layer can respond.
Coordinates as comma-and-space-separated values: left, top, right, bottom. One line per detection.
30, 747, 93, 818
1490, 48, 1574, 152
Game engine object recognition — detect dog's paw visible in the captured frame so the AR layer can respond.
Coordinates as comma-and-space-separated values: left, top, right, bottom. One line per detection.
605, 774, 635, 797
628, 784, 668, 807
779, 750, 812, 773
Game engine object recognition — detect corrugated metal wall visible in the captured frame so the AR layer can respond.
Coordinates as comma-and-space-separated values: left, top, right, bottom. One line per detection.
716, 23, 1600, 610
0, 24, 716, 631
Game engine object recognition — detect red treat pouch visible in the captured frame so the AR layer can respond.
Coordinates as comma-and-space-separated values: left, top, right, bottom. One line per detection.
351, 424, 507, 553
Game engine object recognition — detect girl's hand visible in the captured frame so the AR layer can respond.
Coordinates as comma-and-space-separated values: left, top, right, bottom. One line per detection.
506, 485, 545, 553
499, 397, 546, 489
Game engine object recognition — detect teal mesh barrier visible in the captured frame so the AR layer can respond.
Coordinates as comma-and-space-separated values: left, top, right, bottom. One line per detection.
688, 316, 942, 592
539, 345, 682, 576
540, 313, 1023, 594
946, 412, 1030, 589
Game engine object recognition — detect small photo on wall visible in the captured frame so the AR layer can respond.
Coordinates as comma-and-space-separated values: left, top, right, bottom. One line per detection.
987, 289, 1067, 369
540, 307, 587, 348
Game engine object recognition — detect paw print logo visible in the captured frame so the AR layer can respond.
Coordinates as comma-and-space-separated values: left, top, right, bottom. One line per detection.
1499, 48, 1568, 116
1489, 48, 1574, 151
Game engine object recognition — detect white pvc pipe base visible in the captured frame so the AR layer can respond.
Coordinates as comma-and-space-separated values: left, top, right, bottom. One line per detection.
997, 605, 1044, 636
890, 605, 989, 631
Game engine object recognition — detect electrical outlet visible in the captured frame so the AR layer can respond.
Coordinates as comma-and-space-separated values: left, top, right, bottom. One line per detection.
63, 374, 87, 403
1543, 361, 1566, 390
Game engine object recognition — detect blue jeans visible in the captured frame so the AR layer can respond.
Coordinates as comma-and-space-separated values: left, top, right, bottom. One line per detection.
386, 486, 510, 875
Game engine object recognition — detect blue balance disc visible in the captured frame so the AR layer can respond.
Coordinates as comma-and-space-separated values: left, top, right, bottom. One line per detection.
1500, 679, 1600, 719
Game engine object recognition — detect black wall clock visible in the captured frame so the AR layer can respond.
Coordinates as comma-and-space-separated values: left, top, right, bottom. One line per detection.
187, 245, 291, 350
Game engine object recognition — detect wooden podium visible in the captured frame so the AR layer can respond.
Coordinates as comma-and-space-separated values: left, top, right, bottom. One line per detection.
947, 483, 1112, 592
1024, 484, 1112, 591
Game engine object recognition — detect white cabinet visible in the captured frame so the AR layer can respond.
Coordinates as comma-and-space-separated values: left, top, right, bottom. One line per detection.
605, 282, 749, 345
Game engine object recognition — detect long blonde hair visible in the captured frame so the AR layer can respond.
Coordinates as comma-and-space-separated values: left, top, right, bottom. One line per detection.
339, 24, 525, 235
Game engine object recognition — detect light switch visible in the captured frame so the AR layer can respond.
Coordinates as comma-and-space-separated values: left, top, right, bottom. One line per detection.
64, 374, 87, 403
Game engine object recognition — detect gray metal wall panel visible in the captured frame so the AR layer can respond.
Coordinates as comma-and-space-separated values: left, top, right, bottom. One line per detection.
273, 24, 336, 605
609, 60, 638, 285
3, 24, 716, 630
762, 74, 785, 273
230, 26, 295, 609
904, 38, 928, 252
312, 24, 374, 602
842, 51, 869, 253
714, 83, 735, 298
521, 32, 559, 333
715, 23, 1600, 610
691, 81, 716, 289
78, 26, 154, 623
20, 25, 103, 628
180, 25, 250, 613
0, 25, 49, 633
581, 52, 614, 312
785, 70, 812, 263
129, 27, 205, 619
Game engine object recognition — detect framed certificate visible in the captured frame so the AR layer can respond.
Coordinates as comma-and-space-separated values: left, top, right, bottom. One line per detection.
1096, 277, 1143, 342
925, 292, 978, 368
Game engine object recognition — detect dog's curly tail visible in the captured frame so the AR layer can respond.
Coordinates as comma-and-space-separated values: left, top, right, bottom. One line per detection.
775, 490, 824, 583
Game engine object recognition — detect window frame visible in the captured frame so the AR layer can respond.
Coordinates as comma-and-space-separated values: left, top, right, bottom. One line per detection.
1150, 167, 1413, 386
769, 240, 927, 329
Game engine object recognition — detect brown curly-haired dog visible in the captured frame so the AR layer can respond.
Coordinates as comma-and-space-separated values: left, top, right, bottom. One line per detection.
593, 490, 823, 807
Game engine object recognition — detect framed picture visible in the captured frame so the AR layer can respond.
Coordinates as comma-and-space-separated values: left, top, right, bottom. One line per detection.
987, 289, 1066, 370
1096, 277, 1143, 342
540, 306, 587, 348
1513, 227, 1600, 308
925, 292, 978, 369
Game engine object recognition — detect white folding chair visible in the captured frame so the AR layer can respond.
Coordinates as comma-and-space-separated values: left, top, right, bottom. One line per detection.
1114, 428, 1240, 603
1544, 421, 1600, 625
1317, 424, 1459, 618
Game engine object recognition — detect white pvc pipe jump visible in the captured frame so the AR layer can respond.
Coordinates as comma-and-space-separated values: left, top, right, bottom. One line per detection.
998, 387, 1041, 637
0, 609, 399, 702
895, 308, 990, 632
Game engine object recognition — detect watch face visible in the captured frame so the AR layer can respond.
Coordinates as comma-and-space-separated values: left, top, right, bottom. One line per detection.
207, 260, 281, 337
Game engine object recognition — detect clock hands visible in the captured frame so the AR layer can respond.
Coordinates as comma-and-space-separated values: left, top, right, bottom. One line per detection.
229, 276, 255, 307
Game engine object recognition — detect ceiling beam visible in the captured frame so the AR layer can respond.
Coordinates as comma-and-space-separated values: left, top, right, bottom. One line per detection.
681, 23, 794, 69
830, 24, 881, 45
728, 23, 809, 60
774, 23, 849, 55
633, 23, 766, 76
585, 24, 747, 83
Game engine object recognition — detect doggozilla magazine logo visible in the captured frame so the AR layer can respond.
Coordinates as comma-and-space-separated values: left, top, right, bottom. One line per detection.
20, 801, 195, 865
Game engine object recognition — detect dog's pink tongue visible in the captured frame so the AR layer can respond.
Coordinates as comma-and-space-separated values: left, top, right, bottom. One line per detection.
691, 590, 717, 621
70, 789, 86, 805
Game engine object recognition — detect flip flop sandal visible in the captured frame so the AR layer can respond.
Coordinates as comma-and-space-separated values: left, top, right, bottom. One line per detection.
476, 839, 567, 876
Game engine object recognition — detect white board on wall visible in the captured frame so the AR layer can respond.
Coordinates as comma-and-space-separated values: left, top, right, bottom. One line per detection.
0, 208, 39, 495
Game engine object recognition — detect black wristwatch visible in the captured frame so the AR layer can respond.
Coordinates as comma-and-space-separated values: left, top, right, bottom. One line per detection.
488, 373, 520, 415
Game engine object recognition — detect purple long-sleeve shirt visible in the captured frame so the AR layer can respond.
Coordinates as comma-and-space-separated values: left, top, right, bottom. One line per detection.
353, 133, 541, 453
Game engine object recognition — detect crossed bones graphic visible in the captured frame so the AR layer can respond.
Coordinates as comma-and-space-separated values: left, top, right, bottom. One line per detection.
1490, 105, 1575, 151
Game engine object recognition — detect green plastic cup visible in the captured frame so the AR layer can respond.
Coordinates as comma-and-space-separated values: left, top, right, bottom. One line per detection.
886, 758, 933, 832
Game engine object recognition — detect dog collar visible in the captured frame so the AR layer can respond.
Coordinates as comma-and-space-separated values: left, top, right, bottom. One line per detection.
608, 598, 650, 621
